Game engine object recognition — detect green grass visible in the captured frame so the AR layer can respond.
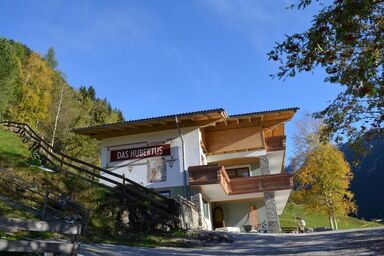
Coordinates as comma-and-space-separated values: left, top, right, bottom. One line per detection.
0, 127, 32, 168
280, 202, 383, 230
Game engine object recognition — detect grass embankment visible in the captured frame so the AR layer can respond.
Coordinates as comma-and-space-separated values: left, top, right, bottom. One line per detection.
280, 202, 382, 230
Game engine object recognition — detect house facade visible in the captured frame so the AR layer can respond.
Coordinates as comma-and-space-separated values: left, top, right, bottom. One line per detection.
73, 108, 297, 232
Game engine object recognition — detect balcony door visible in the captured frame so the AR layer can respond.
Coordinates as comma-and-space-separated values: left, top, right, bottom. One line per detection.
226, 166, 250, 178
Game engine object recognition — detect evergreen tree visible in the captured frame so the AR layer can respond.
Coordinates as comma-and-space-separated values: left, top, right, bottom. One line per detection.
45, 47, 58, 70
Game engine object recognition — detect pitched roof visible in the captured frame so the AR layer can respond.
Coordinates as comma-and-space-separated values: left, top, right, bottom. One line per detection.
72, 107, 298, 139
229, 107, 299, 118
72, 108, 226, 133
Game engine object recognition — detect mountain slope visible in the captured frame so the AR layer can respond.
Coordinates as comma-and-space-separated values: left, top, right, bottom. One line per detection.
341, 137, 384, 220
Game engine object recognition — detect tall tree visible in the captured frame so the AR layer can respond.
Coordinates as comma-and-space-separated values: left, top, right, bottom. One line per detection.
295, 143, 356, 230
45, 47, 58, 70
50, 75, 65, 147
9, 53, 54, 128
0, 38, 20, 119
268, 0, 384, 143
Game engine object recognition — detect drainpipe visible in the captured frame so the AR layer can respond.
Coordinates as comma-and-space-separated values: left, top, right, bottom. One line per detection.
175, 115, 188, 198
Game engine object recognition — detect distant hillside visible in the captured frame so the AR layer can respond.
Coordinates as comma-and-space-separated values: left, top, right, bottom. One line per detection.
341, 137, 384, 220
0, 37, 124, 164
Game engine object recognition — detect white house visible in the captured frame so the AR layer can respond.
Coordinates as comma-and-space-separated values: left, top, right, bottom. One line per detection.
73, 108, 298, 232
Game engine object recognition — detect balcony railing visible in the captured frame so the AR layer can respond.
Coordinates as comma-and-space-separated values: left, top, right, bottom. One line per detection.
188, 164, 294, 195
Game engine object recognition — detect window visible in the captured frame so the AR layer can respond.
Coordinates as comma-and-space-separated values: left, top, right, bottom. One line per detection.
203, 199, 209, 218
226, 167, 250, 178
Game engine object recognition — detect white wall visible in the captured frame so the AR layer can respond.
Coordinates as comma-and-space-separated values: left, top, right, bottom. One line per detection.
99, 127, 201, 189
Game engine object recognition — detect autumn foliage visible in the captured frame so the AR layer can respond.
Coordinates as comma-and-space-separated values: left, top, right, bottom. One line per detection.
295, 143, 356, 230
0, 38, 124, 164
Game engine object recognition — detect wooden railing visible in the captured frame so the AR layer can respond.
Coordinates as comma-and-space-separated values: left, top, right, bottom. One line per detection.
0, 121, 179, 222
188, 164, 294, 195
265, 135, 286, 152
0, 170, 89, 224
229, 173, 293, 195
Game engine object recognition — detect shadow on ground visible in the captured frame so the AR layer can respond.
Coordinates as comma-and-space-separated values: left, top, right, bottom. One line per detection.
81, 227, 384, 256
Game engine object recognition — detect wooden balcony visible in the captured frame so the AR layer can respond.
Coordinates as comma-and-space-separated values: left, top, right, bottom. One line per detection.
265, 135, 286, 152
188, 164, 294, 195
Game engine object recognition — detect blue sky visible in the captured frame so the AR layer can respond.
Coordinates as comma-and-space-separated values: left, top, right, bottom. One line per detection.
0, 0, 341, 161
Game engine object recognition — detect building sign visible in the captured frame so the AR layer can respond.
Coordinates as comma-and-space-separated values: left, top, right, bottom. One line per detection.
110, 144, 171, 162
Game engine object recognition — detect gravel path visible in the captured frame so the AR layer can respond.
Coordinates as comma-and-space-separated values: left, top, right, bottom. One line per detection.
80, 227, 384, 256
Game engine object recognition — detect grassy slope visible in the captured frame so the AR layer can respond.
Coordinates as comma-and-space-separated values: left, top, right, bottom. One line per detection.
0, 127, 39, 220
0, 127, 31, 166
280, 202, 382, 229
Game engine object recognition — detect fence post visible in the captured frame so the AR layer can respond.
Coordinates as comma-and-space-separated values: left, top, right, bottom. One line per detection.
83, 209, 90, 235
123, 174, 126, 206
92, 168, 95, 182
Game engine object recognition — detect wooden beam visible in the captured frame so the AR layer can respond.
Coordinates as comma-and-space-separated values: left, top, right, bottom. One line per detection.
92, 118, 223, 139
139, 123, 153, 128
156, 121, 168, 125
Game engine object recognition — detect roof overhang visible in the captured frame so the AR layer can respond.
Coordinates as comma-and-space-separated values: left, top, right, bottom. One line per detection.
72, 109, 227, 140
72, 107, 299, 140
208, 107, 299, 131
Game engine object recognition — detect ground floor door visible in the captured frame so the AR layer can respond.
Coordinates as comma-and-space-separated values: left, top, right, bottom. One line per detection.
213, 206, 224, 229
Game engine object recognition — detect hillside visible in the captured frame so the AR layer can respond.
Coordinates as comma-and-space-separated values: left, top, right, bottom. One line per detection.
280, 202, 382, 230
0, 37, 124, 165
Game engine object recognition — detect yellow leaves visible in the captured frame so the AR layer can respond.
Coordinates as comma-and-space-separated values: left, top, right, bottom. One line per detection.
10, 53, 54, 127
296, 143, 357, 218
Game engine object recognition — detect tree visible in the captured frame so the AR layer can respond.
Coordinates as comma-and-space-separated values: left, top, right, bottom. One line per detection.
268, 0, 384, 143
9, 53, 54, 128
295, 143, 356, 230
50, 75, 65, 147
0, 38, 20, 119
45, 47, 58, 70
290, 114, 324, 171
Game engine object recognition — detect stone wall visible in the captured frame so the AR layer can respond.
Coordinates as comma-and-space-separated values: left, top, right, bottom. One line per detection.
260, 155, 281, 233
264, 191, 281, 233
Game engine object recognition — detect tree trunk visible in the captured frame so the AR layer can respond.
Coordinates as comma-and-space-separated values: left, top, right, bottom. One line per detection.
328, 216, 334, 230
332, 213, 338, 230
51, 84, 64, 148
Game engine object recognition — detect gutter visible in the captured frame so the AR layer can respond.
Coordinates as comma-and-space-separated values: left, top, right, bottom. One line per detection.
175, 115, 188, 198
